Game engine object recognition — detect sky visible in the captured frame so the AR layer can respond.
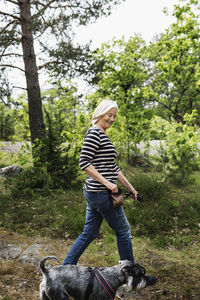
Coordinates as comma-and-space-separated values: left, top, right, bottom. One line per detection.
8, 0, 180, 97
74, 0, 180, 48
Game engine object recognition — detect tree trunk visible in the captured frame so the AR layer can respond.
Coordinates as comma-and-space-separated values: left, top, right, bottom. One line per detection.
20, 0, 45, 146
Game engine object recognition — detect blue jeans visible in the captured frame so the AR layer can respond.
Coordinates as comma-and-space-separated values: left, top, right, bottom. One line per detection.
62, 189, 134, 265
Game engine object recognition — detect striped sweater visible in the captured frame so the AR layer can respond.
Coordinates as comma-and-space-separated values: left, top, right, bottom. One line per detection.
79, 127, 120, 192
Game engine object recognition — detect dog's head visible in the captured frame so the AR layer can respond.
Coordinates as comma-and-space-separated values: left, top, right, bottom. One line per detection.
119, 260, 146, 290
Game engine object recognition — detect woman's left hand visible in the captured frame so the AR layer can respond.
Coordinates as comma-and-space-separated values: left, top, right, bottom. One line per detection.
128, 188, 138, 200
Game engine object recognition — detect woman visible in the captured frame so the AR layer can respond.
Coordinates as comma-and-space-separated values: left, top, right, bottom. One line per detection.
62, 99, 138, 266
62, 100, 157, 286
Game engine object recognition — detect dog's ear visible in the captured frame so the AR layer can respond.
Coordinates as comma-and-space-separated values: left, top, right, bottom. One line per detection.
119, 260, 133, 276
119, 260, 146, 277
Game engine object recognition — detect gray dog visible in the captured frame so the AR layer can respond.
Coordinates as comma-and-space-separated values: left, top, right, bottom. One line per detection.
40, 256, 157, 300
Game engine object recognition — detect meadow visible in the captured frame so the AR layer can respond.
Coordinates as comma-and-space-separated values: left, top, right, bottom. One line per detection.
0, 158, 200, 299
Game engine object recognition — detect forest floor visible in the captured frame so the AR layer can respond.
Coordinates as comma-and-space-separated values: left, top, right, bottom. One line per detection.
0, 228, 200, 300
0, 142, 200, 299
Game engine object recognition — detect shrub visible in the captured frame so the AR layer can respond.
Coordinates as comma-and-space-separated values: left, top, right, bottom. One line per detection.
124, 170, 200, 247
151, 111, 200, 182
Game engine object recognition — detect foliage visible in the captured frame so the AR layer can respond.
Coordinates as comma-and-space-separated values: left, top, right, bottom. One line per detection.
0, 0, 125, 164
0, 104, 15, 140
1, 165, 200, 250
0, 83, 89, 188
148, 0, 200, 124
121, 168, 200, 248
0, 0, 125, 93
150, 110, 199, 181
91, 37, 154, 161
29, 120, 85, 189
12, 95, 30, 141
0, 183, 85, 237
33, 83, 89, 188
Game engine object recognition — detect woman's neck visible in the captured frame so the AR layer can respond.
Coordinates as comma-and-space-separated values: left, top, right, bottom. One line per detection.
94, 123, 106, 134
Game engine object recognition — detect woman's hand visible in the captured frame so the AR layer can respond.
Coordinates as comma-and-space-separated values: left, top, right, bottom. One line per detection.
128, 187, 138, 200
105, 181, 118, 194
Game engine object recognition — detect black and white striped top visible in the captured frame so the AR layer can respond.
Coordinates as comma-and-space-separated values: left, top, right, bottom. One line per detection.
79, 127, 120, 192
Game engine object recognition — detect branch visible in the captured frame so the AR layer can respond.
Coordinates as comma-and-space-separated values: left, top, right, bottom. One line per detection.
32, 1, 47, 7
0, 53, 23, 58
0, 20, 19, 35
0, 64, 24, 72
13, 85, 27, 91
157, 99, 182, 121
37, 60, 61, 70
7, 0, 20, 5
32, 0, 58, 20
0, 10, 20, 21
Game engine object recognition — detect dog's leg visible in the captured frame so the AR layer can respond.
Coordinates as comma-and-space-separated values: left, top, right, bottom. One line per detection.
46, 287, 70, 300
40, 280, 50, 300
40, 291, 50, 300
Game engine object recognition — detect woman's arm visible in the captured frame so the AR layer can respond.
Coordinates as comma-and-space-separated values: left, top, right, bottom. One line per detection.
84, 165, 118, 193
117, 170, 138, 199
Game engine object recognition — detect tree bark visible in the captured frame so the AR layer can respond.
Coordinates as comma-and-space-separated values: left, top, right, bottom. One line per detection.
20, 0, 45, 145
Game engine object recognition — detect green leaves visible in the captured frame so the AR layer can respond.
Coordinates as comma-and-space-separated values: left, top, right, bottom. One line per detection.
153, 110, 199, 181
148, 0, 200, 124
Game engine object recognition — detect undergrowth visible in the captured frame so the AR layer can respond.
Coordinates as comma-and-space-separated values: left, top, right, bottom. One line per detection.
0, 165, 199, 249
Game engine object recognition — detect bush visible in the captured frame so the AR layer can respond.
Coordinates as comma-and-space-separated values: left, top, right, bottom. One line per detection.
123, 170, 200, 247
1, 165, 200, 248
152, 111, 200, 182
0, 187, 85, 238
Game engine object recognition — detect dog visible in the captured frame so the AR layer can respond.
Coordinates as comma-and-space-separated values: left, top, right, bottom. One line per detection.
39, 256, 157, 300
39, 256, 156, 300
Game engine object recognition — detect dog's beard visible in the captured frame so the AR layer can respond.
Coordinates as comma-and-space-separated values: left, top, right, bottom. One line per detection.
126, 276, 133, 291
136, 277, 147, 290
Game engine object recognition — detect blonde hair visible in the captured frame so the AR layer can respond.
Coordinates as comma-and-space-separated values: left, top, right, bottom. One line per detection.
91, 100, 118, 126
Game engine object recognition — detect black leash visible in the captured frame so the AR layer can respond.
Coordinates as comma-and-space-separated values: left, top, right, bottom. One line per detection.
112, 187, 144, 202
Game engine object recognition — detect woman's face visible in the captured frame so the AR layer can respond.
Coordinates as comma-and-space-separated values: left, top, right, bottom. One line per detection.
97, 107, 117, 131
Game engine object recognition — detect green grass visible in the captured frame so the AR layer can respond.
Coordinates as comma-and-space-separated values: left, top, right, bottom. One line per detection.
0, 164, 200, 246
0, 163, 200, 299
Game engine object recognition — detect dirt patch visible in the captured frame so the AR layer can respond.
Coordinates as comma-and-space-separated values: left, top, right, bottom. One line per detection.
0, 229, 158, 300
0, 229, 72, 300
0, 228, 199, 300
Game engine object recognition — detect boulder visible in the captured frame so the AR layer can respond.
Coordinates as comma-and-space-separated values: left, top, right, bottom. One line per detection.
0, 165, 23, 177
0, 240, 23, 260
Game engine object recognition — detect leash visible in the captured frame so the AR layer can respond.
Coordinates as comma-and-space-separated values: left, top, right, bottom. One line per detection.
94, 268, 115, 299
112, 187, 144, 202
84, 267, 115, 300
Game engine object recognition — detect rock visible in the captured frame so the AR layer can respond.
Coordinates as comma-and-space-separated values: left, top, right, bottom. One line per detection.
0, 240, 23, 260
129, 155, 154, 168
19, 244, 48, 268
0, 165, 23, 177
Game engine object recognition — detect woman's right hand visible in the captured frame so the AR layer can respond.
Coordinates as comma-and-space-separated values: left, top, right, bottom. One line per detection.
105, 181, 118, 194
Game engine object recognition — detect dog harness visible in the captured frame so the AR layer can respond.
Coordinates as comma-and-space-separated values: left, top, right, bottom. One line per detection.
84, 267, 115, 300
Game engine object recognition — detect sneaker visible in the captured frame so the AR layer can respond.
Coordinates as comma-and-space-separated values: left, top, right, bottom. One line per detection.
145, 275, 157, 286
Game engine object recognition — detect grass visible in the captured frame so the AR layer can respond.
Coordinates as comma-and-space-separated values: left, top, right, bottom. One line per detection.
0, 163, 200, 243
0, 159, 200, 299
0, 227, 199, 300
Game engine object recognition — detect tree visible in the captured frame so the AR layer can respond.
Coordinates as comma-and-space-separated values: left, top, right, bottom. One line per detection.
148, 0, 200, 124
91, 37, 152, 161
0, 0, 125, 162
